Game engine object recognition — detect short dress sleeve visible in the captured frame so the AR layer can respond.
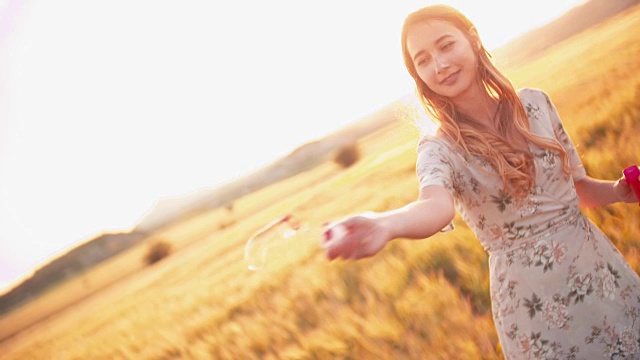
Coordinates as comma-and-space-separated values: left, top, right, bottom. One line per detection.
415, 137, 455, 192
416, 137, 457, 232
542, 91, 587, 181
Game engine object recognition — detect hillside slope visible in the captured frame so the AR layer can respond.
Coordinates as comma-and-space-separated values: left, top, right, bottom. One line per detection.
493, 0, 640, 68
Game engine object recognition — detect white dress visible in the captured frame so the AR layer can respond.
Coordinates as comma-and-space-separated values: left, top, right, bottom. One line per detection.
416, 88, 640, 359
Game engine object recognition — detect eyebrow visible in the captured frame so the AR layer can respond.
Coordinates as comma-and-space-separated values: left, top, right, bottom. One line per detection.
411, 34, 454, 62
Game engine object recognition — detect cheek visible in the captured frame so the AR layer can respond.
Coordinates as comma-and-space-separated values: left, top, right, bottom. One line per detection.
416, 66, 437, 88
456, 47, 478, 69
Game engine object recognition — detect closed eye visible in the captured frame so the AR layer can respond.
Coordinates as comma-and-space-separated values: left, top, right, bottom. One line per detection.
441, 41, 454, 51
416, 56, 431, 66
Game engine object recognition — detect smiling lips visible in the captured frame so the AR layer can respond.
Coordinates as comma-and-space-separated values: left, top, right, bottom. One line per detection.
440, 70, 460, 85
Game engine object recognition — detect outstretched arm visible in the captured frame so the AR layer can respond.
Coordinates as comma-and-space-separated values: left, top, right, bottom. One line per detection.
574, 175, 636, 208
324, 185, 455, 261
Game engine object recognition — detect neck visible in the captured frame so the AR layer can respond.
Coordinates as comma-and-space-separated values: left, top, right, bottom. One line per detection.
451, 82, 498, 126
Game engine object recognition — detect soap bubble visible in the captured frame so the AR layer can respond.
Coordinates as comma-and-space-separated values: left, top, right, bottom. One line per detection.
244, 215, 302, 271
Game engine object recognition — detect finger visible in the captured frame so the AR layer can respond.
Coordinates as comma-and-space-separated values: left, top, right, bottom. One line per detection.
343, 222, 369, 259
327, 243, 343, 261
325, 233, 342, 261
326, 234, 347, 260
342, 237, 360, 260
327, 231, 355, 261
323, 223, 348, 248
333, 232, 355, 260
323, 224, 348, 260
325, 217, 368, 261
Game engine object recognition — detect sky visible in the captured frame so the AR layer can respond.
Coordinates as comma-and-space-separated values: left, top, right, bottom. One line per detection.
0, 0, 585, 291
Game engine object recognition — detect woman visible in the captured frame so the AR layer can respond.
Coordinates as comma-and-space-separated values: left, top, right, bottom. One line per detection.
323, 5, 640, 359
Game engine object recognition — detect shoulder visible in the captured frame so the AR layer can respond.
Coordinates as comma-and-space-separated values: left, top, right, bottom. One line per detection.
417, 133, 451, 152
517, 87, 552, 105
416, 134, 462, 169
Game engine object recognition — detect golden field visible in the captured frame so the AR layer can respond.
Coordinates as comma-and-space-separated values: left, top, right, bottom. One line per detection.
1, 5, 640, 359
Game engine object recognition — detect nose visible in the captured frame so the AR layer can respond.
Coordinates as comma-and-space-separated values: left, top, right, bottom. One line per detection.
434, 56, 449, 74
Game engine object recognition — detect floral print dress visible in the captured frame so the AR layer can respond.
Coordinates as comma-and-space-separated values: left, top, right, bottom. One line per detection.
416, 88, 640, 359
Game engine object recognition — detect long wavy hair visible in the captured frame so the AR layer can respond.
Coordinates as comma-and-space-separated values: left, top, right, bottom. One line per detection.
401, 5, 570, 198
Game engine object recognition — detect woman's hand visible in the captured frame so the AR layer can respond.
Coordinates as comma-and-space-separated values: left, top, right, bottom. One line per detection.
323, 212, 393, 261
614, 177, 638, 203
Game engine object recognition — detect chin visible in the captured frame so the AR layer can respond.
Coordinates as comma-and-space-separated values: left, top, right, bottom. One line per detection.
444, 82, 475, 101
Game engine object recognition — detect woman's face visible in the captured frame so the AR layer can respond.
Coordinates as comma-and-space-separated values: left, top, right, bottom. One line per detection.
405, 20, 480, 102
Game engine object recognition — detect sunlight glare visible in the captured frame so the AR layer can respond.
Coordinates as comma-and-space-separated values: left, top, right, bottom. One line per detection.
1, 0, 585, 289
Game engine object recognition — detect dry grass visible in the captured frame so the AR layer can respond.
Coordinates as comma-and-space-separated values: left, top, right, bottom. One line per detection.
1, 5, 640, 359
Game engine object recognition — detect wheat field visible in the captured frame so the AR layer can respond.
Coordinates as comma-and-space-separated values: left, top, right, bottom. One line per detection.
1, 5, 640, 360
